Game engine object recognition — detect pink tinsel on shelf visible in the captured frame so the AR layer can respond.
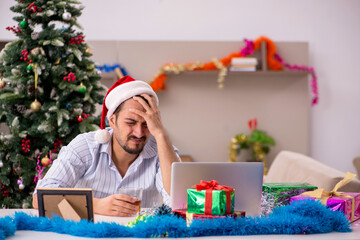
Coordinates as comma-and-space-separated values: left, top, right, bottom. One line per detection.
241, 39, 255, 56
274, 53, 318, 106
239, 38, 318, 106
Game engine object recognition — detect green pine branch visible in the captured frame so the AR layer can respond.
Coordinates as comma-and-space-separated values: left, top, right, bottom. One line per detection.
0, 0, 104, 208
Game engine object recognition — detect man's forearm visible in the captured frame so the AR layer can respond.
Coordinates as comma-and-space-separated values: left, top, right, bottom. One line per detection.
32, 193, 38, 209
155, 131, 180, 194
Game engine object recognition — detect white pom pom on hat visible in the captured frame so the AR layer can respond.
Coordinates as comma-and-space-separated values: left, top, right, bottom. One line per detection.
95, 75, 159, 143
94, 129, 111, 144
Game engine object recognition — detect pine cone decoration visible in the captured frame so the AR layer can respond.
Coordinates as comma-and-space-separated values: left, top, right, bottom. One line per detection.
154, 203, 173, 216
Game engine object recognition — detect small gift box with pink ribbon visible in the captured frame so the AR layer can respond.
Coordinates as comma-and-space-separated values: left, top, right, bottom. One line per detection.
187, 180, 235, 216
290, 172, 360, 222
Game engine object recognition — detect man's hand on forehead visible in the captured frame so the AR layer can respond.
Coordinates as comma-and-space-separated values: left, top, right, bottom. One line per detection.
134, 94, 150, 106
133, 94, 156, 109
130, 94, 164, 138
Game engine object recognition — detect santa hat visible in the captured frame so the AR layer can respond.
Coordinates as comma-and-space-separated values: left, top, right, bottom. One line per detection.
95, 75, 159, 143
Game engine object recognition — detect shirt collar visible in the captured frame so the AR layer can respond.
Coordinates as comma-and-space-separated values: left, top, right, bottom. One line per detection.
127, 135, 158, 176
139, 134, 157, 159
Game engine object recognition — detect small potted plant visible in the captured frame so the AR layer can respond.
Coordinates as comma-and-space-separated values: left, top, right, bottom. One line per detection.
229, 118, 275, 175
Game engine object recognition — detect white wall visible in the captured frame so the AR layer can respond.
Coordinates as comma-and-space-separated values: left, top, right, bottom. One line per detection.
0, 0, 359, 174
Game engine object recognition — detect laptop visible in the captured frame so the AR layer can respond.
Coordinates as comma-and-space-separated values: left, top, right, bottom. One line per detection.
170, 162, 264, 216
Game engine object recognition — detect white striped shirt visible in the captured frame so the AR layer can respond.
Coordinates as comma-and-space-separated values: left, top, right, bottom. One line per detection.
34, 128, 179, 207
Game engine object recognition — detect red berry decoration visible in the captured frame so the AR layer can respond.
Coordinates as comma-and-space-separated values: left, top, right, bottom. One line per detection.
21, 137, 30, 153
69, 35, 84, 44
28, 3, 37, 13
6, 26, 21, 34
21, 49, 29, 62
0, 183, 9, 198
51, 138, 63, 153
63, 72, 76, 82
81, 113, 90, 119
28, 2, 42, 13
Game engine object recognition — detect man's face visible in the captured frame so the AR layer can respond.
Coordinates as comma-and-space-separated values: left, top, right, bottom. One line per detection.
109, 98, 150, 155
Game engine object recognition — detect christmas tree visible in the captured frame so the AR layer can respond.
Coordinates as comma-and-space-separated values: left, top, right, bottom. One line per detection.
0, 0, 104, 208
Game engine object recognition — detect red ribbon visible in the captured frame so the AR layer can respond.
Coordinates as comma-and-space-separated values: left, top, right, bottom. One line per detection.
192, 180, 234, 215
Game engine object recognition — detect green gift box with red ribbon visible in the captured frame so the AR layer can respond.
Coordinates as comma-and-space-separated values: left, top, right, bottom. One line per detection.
187, 180, 235, 216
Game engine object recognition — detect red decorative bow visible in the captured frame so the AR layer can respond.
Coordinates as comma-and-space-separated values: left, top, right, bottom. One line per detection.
192, 180, 234, 215
193, 180, 234, 193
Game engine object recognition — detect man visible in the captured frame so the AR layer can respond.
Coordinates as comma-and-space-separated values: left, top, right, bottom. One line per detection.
32, 76, 180, 216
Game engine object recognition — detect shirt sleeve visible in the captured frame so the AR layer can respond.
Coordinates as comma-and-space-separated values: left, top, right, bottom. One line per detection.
155, 162, 170, 205
33, 135, 88, 194
155, 146, 181, 206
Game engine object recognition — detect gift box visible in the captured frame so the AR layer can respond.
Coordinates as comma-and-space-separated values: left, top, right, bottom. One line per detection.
263, 183, 318, 205
173, 209, 245, 226
290, 172, 360, 222
187, 180, 235, 216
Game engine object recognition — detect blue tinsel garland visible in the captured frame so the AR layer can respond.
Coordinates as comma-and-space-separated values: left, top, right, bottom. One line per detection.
95, 64, 128, 76
0, 200, 351, 239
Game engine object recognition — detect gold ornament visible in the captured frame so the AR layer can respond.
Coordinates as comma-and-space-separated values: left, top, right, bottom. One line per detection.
87, 64, 95, 71
0, 79, 5, 89
41, 156, 51, 166
236, 134, 247, 143
85, 48, 91, 54
257, 153, 265, 161
30, 99, 41, 112
252, 142, 261, 152
229, 137, 241, 162
29, 63, 42, 112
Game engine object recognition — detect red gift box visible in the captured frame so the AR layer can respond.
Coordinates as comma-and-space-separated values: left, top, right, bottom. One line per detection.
173, 209, 245, 226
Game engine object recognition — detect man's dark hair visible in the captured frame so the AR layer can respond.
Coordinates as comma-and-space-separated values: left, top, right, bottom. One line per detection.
113, 95, 150, 119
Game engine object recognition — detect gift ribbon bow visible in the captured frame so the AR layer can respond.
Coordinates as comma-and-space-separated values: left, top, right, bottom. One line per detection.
193, 180, 234, 215
300, 172, 356, 222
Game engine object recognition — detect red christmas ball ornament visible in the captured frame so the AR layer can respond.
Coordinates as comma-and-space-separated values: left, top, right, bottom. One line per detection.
41, 156, 51, 166
77, 116, 83, 122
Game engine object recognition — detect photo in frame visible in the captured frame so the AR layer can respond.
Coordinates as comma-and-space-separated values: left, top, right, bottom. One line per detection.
37, 188, 94, 222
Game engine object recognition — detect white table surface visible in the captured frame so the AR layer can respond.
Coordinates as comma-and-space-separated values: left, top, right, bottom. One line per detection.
1, 209, 360, 240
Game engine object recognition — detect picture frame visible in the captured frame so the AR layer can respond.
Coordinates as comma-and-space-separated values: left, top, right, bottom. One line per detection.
37, 188, 94, 222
